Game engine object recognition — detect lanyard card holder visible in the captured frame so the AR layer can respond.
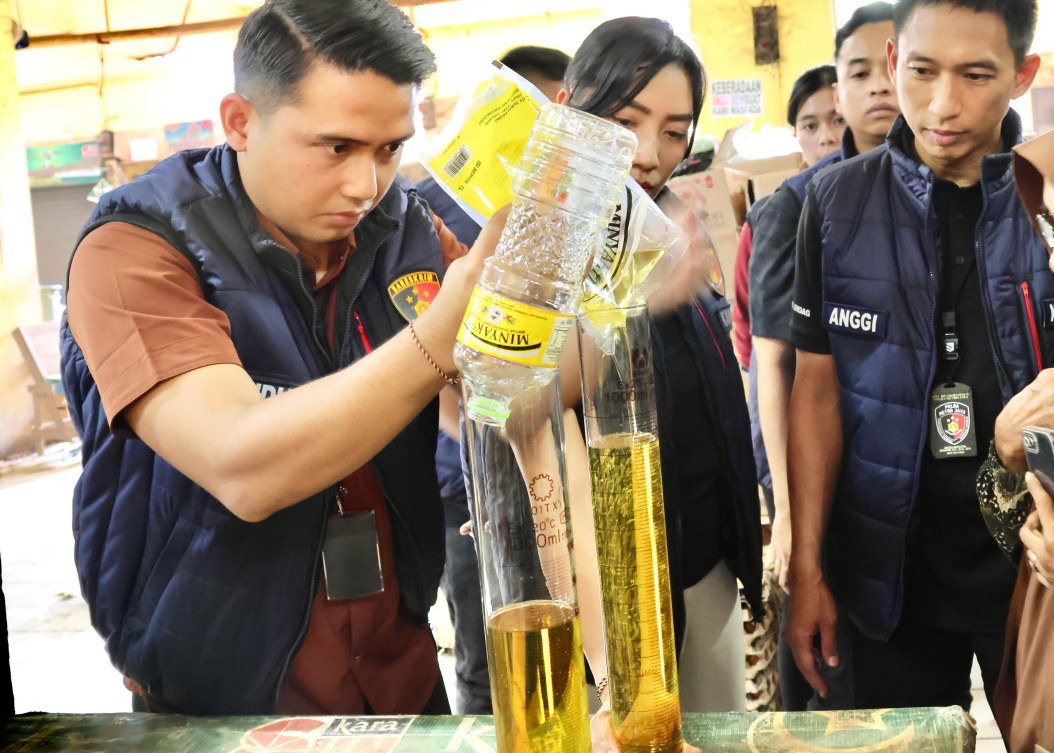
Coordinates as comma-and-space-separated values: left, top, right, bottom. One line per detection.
322, 509, 385, 601
929, 312, 977, 459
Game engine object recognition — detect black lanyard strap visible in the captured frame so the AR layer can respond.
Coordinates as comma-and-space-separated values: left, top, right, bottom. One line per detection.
940, 311, 961, 386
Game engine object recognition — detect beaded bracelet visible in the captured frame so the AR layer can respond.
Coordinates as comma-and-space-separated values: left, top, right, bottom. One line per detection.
408, 320, 460, 387
596, 677, 608, 700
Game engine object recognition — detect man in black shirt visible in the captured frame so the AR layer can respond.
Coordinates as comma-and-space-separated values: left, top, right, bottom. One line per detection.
786, 0, 1044, 708
751, 2, 898, 595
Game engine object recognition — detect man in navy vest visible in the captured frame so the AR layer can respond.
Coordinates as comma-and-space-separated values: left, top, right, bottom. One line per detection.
751, 2, 898, 598
786, 0, 1045, 709
750, 5, 898, 710
61, 0, 497, 715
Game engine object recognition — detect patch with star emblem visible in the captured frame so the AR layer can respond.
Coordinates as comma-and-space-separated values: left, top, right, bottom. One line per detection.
387, 270, 440, 322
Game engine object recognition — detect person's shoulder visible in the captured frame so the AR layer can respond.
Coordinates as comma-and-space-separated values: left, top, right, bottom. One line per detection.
812, 145, 888, 191
104, 146, 229, 211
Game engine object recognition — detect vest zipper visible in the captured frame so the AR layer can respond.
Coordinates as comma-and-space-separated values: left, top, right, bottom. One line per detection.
262, 239, 334, 372
272, 492, 330, 710
1021, 282, 1043, 376
340, 225, 398, 366
371, 461, 428, 622
897, 176, 942, 634
973, 181, 1013, 395
691, 297, 727, 370
354, 312, 373, 354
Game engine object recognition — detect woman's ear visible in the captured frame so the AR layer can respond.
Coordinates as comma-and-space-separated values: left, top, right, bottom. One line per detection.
556, 88, 570, 105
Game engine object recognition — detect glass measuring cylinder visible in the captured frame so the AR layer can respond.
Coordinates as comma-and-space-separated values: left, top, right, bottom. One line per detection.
579, 305, 682, 753
463, 375, 589, 753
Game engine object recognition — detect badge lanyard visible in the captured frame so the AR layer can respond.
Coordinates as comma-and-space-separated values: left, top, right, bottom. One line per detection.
321, 482, 386, 601
929, 261, 978, 459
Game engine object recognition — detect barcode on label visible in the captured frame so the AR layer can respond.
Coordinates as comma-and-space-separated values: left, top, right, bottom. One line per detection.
443, 144, 473, 178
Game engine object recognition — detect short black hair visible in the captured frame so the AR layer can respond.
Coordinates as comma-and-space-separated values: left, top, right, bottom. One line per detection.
564, 17, 706, 157
787, 64, 838, 126
499, 46, 571, 83
835, 1, 894, 60
233, 0, 436, 112
892, 0, 1037, 64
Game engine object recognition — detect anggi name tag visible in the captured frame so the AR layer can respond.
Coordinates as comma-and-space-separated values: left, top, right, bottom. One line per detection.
929, 382, 978, 459
322, 510, 385, 601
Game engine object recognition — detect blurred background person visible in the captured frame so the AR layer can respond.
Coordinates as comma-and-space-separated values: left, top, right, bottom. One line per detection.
561, 16, 764, 714
748, 1, 896, 710
980, 127, 1054, 752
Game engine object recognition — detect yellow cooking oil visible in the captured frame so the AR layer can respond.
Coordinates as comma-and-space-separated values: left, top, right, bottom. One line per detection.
486, 600, 590, 753
590, 432, 681, 753
582, 247, 666, 330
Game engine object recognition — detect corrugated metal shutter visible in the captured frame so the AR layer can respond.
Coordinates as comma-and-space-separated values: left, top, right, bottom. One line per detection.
30, 184, 96, 287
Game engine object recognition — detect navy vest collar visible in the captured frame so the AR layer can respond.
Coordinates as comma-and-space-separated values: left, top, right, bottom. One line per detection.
885, 110, 1022, 202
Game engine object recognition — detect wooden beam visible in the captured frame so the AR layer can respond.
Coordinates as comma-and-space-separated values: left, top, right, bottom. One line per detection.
26, 17, 247, 48
23, 1, 463, 49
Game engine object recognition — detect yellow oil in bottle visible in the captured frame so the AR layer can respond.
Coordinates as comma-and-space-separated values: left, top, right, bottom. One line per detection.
486, 600, 590, 753
590, 433, 681, 753
582, 248, 666, 330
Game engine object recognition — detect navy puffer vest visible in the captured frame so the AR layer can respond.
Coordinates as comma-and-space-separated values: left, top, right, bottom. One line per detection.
813, 113, 1053, 639
655, 292, 765, 622
60, 145, 445, 713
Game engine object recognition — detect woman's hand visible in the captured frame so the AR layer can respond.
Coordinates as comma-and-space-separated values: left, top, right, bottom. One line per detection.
1021, 472, 1054, 588
590, 706, 619, 753
770, 511, 793, 593
647, 195, 715, 316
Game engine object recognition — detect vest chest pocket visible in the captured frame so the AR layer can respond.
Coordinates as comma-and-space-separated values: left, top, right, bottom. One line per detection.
822, 302, 888, 340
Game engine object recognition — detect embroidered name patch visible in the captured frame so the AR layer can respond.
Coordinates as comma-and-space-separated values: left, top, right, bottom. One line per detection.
388, 270, 440, 322
1042, 298, 1054, 329
821, 302, 888, 339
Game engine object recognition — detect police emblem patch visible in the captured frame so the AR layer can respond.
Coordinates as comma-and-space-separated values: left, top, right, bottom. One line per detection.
387, 271, 440, 322
935, 401, 970, 445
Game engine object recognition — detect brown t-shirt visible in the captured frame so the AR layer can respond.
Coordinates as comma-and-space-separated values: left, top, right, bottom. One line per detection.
67, 208, 465, 714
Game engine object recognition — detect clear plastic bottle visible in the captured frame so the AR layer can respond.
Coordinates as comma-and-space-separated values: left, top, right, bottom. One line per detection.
455, 103, 637, 426
455, 104, 636, 753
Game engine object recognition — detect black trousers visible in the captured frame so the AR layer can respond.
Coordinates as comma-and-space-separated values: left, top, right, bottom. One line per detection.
1, 555, 15, 717
441, 525, 492, 715
810, 609, 1005, 711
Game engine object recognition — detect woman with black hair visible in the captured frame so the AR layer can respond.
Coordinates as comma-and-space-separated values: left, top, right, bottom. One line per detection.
559, 17, 764, 716
786, 64, 843, 169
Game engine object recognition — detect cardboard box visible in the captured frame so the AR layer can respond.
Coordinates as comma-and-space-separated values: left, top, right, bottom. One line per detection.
749, 166, 801, 205
725, 153, 802, 177
670, 126, 803, 297
667, 169, 743, 286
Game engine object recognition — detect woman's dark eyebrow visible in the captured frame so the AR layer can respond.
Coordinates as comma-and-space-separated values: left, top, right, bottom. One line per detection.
625, 100, 693, 122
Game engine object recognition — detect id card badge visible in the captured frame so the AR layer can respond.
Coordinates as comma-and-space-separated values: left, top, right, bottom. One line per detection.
929, 382, 978, 459
322, 510, 385, 601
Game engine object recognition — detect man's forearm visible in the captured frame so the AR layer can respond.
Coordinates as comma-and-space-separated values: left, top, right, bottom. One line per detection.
754, 336, 795, 518
787, 351, 843, 575
128, 323, 449, 522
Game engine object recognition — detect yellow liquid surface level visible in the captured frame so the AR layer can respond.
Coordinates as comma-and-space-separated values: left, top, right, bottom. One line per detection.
590, 433, 682, 753
486, 600, 590, 753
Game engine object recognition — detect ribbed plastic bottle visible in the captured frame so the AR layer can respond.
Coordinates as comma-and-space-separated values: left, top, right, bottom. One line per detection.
455, 103, 636, 753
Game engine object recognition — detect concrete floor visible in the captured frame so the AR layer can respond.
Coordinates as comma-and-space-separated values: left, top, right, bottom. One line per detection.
0, 461, 1008, 751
